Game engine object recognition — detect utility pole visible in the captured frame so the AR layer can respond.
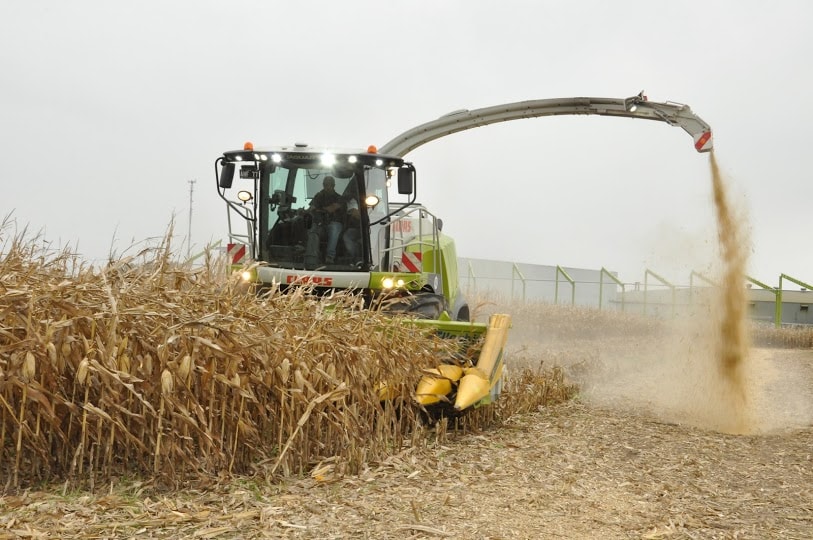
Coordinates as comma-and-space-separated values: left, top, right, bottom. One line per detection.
187, 179, 196, 258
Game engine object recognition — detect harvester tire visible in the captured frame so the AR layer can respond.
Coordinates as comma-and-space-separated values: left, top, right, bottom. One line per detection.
456, 305, 470, 322
386, 293, 447, 320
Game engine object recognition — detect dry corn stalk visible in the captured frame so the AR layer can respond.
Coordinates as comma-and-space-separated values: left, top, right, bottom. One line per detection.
0, 228, 461, 488
1, 225, 594, 489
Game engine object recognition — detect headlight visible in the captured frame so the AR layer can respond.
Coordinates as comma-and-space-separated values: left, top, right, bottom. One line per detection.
321, 153, 336, 167
241, 271, 252, 282
381, 277, 406, 290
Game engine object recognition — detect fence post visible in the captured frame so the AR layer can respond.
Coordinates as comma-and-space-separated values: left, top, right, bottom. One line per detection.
688, 270, 717, 305
777, 274, 813, 328
467, 260, 477, 294
644, 269, 676, 317
555, 265, 576, 305
746, 275, 779, 327
511, 263, 527, 302
599, 267, 625, 311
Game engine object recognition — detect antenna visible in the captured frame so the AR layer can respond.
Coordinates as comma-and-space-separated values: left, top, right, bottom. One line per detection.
187, 179, 196, 258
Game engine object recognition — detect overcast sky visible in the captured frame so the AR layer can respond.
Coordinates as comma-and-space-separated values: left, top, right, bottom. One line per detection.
2, 1, 811, 286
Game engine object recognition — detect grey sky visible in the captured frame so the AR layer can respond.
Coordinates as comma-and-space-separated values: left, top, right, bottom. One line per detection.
2, 1, 811, 286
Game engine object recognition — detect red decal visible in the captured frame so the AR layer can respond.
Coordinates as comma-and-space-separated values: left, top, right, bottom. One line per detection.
286, 275, 333, 286
401, 251, 422, 273
392, 220, 413, 234
227, 243, 247, 264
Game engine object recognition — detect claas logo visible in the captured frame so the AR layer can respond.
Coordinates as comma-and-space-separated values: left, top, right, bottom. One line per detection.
286, 275, 334, 286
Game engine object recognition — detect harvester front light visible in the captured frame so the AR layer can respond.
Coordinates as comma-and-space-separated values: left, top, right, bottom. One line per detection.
348, 155, 358, 164
364, 195, 380, 208
381, 277, 406, 290
271, 153, 282, 163
240, 270, 253, 282
237, 190, 253, 202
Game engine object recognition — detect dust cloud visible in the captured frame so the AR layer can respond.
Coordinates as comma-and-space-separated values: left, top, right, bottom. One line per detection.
500, 151, 813, 434
583, 151, 755, 433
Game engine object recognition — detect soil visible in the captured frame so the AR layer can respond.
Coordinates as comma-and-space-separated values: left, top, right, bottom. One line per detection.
1, 345, 810, 539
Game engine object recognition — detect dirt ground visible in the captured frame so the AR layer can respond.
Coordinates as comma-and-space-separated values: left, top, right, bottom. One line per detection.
2, 340, 811, 540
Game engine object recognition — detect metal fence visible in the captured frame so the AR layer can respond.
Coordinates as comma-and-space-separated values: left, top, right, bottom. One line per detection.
459, 257, 621, 309
459, 257, 813, 326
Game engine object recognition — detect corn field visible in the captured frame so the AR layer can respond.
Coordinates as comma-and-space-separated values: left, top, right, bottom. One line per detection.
0, 232, 482, 489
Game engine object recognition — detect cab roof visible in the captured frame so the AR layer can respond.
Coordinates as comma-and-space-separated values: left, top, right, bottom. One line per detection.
222, 142, 405, 169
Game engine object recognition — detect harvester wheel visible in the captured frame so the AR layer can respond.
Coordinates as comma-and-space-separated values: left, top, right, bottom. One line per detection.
385, 292, 447, 320
456, 305, 470, 322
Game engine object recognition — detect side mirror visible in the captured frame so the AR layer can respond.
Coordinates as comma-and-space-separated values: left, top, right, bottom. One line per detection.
397, 167, 414, 195
219, 162, 235, 188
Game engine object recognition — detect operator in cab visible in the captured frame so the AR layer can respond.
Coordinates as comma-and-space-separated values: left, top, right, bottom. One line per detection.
305, 175, 345, 266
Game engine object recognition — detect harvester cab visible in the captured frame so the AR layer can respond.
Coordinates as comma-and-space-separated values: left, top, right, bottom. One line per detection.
216, 143, 502, 417
216, 143, 469, 321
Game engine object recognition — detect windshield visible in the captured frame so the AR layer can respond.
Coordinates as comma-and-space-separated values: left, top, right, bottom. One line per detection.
259, 164, 389, 271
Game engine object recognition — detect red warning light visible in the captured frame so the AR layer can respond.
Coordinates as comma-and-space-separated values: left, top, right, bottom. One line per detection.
244, 141, 254, 151
694, 131, 713, 152
367, 145, 378, 154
